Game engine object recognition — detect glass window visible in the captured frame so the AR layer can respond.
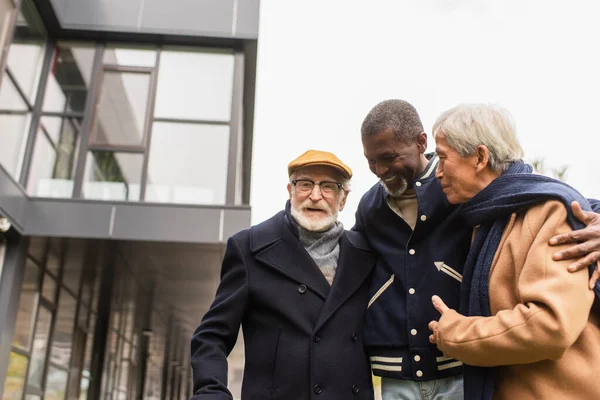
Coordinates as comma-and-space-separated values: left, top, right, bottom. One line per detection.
0, 1, 17, 62
42, 44, 95, 114
28, 237, 47, 265
0, 75, 29, 110
2, 352, 29, 400
42, 274, 58, 303
46, 239, 62, 275
27, 116, 79, 197
103, 47, 156, 67
6, 45, 45, 105
154, 50, 234, 121
0, 113, 31, 178
50, 290, 77, 367
83, 151, 143, 201
90, 70, 151, 147
62, 240, 84, 295
82, 315, 95, 375
27, 127, 57, 196
6, 1, 47, 104
12, 259, 41, 350
28, 305, 53, 388
44, 366, 68, 400
147, 122, 230, 205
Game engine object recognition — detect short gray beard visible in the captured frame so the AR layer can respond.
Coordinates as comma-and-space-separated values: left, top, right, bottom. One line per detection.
380, 177, 408, 198
291, 205, 338, 232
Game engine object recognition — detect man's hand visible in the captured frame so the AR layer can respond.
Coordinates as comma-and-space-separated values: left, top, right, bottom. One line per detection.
549, 201, 600, 289
428, 295, 450, 344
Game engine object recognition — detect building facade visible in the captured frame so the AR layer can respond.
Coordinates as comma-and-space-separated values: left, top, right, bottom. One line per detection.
0, 0, 259, 398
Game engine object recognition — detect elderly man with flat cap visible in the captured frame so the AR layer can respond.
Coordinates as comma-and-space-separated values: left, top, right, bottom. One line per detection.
190, 150, 377, 400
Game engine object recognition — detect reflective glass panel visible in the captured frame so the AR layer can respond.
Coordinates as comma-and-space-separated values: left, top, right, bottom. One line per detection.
0, 113, 31, 178
2, 352, 28, 400
80, 377, 90, 400
147, 122, 230, 205
44, 366, 68, 400
26, 127, 56, 196
90, 70, 150, 147
42, 273, 57, 303
27, 116, 79, 197
50, 290, 77, 367
46, 240, 62, 276
28, 306, 53, 388
103, 47, 156, 67
12, 258, 41, 350
154, 50, 234, 121
6, 4, 46, 103
82, 151, 143, 201
0, 0, 16, 62
0, 75, 28, 110
28, 236, 46, 265
62, 239, 84, 295
42, 44, 95, 113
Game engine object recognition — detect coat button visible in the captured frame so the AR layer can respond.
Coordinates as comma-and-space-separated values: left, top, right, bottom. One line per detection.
314, 384, 322, 394
351, 333, 358, 341
352, 384, 360, 394
314, 335, 321, 343
298, 284, 307, 294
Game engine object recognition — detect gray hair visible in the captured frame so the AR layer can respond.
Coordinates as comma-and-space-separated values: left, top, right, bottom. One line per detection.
361, 99, 424, 143
432, 104, 524, 172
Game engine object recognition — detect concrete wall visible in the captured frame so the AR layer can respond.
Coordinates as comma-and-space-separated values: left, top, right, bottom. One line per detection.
49, 0, 260, 39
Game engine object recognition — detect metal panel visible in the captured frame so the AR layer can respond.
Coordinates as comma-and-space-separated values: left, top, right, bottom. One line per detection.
140, 0, 234, 37
61, 0, 143, 30
111, 203, 223, 243
235, 0, 260, 38
48, 0, 68, 19
222, 207, 251, 241
25, 199, 114, 238
0, 164, 27, 232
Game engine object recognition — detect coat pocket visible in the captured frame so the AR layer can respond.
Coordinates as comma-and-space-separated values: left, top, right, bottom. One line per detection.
268, 327, 283, 398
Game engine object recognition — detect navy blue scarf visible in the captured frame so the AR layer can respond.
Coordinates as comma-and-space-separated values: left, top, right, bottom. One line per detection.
458, 161, 600, 400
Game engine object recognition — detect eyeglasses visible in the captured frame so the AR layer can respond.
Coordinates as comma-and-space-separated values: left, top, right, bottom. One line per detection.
291, 179, 343, 196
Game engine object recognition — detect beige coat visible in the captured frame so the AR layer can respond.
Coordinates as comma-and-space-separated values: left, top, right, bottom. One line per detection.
436, 200, 600, 399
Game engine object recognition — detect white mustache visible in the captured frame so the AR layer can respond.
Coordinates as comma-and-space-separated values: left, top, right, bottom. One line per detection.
300, 200, 331, 213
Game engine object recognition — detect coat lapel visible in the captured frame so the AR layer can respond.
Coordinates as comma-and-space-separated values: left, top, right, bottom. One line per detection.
314, 233, 376, 331
254, 223, 331, 300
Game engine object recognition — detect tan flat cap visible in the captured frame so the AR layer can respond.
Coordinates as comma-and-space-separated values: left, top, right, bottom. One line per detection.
288, 149, 352, 179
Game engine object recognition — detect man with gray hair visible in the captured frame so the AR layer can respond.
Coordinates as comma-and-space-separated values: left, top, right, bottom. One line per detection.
428, 103, 600, 400
354, 99, 600, 399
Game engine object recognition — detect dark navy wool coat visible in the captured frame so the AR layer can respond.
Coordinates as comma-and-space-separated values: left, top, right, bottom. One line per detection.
190, 210, 376, 400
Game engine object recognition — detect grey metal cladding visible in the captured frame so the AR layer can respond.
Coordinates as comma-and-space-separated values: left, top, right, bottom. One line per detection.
110, 203, 222, 243
48, 0, 259, 39
141, 0, 235, 37
222, 208, 251, 241
25, 199, 114, 238
234, 0, 260, 38
60, 0, 144, 30
0, 166, 27, 232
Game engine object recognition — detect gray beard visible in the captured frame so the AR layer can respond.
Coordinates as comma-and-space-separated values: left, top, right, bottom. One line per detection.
380, 177, 408, 198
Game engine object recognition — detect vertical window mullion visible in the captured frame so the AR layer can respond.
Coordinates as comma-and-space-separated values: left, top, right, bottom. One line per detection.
71, 44, 105, 198
139, 48, 161, 201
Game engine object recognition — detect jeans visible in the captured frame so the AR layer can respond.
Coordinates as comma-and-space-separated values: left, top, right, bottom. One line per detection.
381, 375, 464, 400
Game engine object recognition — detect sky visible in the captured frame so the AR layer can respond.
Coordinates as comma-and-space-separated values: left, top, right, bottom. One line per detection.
249, 0, 600, 228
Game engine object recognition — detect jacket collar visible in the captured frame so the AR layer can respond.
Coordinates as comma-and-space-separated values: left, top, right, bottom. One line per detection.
249, 209, 376, 311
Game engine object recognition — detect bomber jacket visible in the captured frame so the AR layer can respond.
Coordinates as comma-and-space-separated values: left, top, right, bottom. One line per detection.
354, 154, 472, 381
